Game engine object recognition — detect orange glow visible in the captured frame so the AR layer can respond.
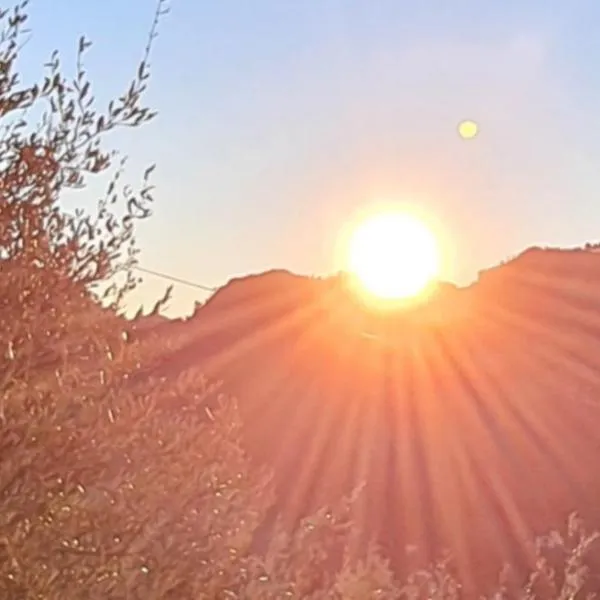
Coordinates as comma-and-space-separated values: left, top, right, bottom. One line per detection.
343, 209, 441, 301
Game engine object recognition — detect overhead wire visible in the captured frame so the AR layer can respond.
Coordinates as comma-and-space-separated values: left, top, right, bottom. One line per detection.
58, 210, 219, 293
134, 265, 217, 292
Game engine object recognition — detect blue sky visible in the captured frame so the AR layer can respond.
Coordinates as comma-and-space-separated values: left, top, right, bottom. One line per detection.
22, 1, 600, 315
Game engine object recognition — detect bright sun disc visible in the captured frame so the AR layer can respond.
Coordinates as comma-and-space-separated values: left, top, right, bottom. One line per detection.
346, 211, 440, 300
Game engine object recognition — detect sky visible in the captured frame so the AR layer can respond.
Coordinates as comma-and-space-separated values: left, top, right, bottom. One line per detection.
19, 0, 600, 316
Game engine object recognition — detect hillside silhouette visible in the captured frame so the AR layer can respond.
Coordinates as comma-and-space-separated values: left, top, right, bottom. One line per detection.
136, 245, 600, 592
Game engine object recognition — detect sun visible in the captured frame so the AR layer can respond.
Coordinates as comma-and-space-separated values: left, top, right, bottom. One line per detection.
345, 210, 441, 301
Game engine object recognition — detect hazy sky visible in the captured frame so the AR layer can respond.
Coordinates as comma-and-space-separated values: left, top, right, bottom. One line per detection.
22, 1, 600, 315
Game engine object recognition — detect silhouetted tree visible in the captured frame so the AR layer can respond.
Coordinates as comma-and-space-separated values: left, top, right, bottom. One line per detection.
0, 3, 370, 597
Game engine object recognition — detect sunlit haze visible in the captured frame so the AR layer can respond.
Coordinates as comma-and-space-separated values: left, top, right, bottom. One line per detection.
10, 3, 600, 596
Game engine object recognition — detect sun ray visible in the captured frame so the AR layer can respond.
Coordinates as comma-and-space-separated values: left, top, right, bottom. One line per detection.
437, 329, 539, 582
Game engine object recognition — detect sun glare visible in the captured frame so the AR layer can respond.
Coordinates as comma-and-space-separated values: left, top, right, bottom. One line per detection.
346, 210, 441, 301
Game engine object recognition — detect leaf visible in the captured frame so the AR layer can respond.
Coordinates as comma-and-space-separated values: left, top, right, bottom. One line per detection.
80, 81, 90, 99
143, 164, 155, 181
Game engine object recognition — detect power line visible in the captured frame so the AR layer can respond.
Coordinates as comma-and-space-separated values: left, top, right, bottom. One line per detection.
134, 266, 217, 292
58, 211, 218, 292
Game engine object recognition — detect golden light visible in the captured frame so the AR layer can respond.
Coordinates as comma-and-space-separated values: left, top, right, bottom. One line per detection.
458, 119, 478, 140
345, 210, 441, 301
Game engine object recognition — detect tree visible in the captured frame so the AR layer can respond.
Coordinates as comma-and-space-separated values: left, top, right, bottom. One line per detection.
0, 2, 368, 597
0, 1, 267, 597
